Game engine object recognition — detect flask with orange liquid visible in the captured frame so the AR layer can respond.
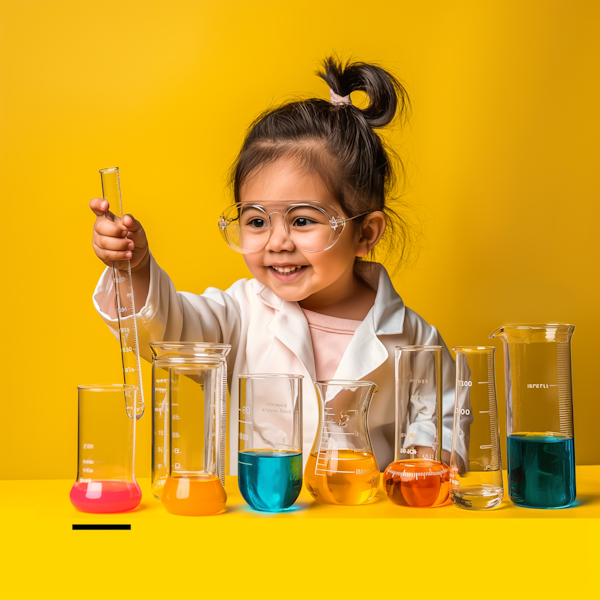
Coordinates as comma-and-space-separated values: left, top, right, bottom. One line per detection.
305, 380, 380, 506
150, 342, 231, 516
383, 346, 450, 508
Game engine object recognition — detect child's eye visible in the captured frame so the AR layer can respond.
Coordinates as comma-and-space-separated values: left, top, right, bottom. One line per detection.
292, 217, 316, 227
248, 218, 268, 229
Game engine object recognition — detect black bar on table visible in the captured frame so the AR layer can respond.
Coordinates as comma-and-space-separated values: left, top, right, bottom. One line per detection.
72, 524, 131, 530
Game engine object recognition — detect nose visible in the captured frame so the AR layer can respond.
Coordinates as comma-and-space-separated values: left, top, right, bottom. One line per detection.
264, 212, 295, 252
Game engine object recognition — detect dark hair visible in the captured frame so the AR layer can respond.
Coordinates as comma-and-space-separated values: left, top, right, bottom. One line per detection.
230, 56, 415, 268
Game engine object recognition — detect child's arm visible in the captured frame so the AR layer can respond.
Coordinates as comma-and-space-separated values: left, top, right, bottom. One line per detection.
90, 198, 242, 366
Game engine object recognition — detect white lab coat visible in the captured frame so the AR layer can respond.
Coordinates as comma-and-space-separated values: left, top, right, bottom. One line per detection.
93, 255, 456, 474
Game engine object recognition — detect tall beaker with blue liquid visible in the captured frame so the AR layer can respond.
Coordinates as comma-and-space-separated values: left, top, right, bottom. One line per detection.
237, 374, 303, 512
490, 324, 576, 509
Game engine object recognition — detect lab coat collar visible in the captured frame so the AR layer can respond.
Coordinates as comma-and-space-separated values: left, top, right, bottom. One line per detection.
356, 262, 406, 336
256, 261, 406, 335
256, 262, 405, 382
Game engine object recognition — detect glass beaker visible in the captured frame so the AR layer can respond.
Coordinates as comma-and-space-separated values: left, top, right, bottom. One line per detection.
449, 347, 503, 510
490, 324, 576, 509
150, 342, 231, 516
237, 374, 303, 512
384, 345, 450, 508
305, 380, 380, 506
70, 385, 142, 514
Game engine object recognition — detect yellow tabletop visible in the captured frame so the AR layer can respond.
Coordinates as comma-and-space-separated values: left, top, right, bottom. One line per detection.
2, 467, 599, 599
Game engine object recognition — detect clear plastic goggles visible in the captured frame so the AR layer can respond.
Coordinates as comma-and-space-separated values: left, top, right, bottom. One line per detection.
218, 201, 366, 254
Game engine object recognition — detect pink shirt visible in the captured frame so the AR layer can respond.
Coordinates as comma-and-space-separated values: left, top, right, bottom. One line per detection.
302, 308, 362, 381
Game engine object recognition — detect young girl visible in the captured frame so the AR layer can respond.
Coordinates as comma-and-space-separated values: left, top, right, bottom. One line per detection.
90, 57, 456, 473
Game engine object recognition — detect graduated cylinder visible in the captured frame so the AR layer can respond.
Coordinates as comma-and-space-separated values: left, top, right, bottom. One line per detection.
384, 346, 449, 508
150, 342, 231, 516
450, 347, 503, 510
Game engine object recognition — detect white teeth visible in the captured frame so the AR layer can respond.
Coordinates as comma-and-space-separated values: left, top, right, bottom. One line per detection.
272, 266, 303, 275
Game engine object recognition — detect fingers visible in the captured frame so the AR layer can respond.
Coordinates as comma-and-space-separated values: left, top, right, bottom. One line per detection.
92, 240, 133, 262
90, 199, 148, 267
90, 197, 109, 216
94, 217, 128, 238
121, 213, 146, 241
122, 213, 142, 231
94, 231, 135, 253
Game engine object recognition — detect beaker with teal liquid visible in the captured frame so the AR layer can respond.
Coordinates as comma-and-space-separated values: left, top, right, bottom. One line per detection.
237, 374, 303, 512
490, 324, 576, 509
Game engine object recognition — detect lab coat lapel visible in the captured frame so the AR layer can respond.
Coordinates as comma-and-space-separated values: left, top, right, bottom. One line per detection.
259, 287, 316, 381
334, 263, 406, 382
333, 314, 388, 382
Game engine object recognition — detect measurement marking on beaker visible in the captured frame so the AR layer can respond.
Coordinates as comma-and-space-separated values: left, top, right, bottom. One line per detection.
479, 410, 490, 414
480, 444, 492, 450
325, 420, 336, 424
557, 341, 573, 436
478, 382, 488, 384
239, 420, 253, 425
238, 461, 252, 466
322, 470, 354, 474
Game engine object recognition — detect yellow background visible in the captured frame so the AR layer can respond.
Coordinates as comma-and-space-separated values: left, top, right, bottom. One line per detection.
1, 0, 599, 482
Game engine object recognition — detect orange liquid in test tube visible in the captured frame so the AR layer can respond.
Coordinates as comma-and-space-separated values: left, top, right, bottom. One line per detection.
161, 474, 227, 516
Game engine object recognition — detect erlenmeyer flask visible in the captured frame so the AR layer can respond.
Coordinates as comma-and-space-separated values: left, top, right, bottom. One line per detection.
384, 345, 450, 508
150, 342, 231, 515
490, 324, 576, 509
70, 385, 142, 514
304, 380, 380, 506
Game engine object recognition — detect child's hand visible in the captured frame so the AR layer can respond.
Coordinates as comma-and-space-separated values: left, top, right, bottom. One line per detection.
90, 198, 149, 271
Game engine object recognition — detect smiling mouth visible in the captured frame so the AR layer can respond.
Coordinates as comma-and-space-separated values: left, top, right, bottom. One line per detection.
269, 265, 306, 279
270, 265, 306, 275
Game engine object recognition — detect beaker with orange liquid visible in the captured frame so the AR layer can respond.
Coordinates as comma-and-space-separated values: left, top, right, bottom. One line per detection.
150, 342, 231, 516
383, 346, 450, 508
305, 380, 380, 506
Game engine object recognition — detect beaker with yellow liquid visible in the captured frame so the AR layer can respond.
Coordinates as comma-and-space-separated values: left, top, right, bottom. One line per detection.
384, 346, 450, 508
150, 342, 231, 516
305, 380, 380, 506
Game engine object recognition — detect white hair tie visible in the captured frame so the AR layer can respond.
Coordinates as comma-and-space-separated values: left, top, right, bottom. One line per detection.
329, 88, 352, 106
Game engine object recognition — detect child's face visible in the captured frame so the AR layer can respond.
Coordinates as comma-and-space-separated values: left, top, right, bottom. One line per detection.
239, 158, 363, 303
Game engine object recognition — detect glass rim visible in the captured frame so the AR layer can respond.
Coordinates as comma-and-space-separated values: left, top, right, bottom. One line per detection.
491, 323, 574, 331
238, 373, 304, 380
150, 341, 232, 349
77, 384, 138, 392
99, 166, 119, 174
315, 379, 377, 386
223, 199, 342, 213
395, 345, 443, 352
452, 346, 495, 352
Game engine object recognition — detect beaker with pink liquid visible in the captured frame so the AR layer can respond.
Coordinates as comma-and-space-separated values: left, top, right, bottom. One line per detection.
70, 384, 142, 513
